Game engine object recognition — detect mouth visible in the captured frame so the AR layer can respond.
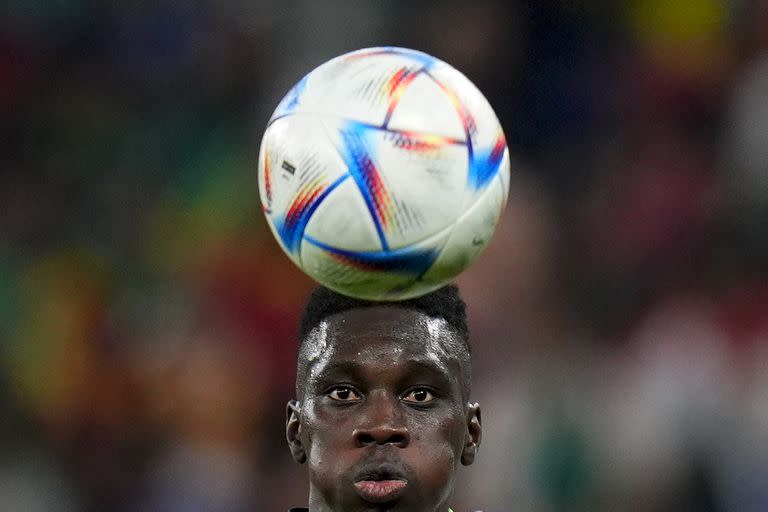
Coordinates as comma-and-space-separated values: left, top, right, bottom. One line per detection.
353, 466, 409, 503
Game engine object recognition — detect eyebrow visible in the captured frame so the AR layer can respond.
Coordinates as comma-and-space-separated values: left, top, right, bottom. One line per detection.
312, 357, 455, 388
401, 358, 452, 378
312, 360, 365, 380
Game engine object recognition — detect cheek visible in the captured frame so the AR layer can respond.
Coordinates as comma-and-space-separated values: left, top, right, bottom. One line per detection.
413, 407, 466, 451
302, 403, 356, 482
406, 411, 466, 492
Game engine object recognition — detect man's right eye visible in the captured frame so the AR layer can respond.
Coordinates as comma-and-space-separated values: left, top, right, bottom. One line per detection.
327, 386, 362, 402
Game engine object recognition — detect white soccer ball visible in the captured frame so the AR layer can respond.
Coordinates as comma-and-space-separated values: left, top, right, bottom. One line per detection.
258, 47, 510, 300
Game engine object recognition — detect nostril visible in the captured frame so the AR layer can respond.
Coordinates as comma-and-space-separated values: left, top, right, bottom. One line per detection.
354, 428, 409, 447
357, 433, 376, 446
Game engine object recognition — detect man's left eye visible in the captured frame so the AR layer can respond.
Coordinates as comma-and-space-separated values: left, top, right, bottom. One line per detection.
402, 389, 435, 403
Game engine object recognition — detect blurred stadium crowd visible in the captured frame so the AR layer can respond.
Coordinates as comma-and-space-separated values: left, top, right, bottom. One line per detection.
2, 1, 768, 511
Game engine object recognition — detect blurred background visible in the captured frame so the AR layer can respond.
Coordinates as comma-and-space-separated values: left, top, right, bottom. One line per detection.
2, 0, 768, 511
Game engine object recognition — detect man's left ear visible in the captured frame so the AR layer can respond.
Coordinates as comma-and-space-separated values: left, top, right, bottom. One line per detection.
461, 402, 482, 466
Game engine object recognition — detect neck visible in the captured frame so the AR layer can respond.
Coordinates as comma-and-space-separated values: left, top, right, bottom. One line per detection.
306, 508, 453, 512
306, 492, 453, 512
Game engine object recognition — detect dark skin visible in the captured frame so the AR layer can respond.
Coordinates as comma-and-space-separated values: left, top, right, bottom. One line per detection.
286, 306, 482, 512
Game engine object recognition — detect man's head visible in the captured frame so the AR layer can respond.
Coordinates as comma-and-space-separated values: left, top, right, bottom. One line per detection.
286, 285, 481, 512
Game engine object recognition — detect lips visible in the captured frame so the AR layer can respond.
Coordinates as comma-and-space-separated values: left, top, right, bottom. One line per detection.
353, 465, 409, 503
354, 479, 408, 503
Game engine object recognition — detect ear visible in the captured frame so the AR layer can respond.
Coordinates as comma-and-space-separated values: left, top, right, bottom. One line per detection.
286, 400, 307, 464
461, 401, 482, 466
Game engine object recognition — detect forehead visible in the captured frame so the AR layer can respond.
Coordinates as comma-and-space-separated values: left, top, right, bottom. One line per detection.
303, 306, 464, 376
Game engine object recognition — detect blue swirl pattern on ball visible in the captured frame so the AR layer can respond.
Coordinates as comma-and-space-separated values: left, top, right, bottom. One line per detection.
303, 235, 438, 275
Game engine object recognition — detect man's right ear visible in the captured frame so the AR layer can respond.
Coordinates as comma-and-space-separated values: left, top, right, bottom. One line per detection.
285, 400, 306, 464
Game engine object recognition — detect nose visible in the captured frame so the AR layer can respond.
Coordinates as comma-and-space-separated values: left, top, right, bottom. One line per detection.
353, 392, 410, 448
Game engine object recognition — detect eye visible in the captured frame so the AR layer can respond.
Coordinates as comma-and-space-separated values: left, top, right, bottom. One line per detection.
327, 386, 362, 402
402, 388, 435, 403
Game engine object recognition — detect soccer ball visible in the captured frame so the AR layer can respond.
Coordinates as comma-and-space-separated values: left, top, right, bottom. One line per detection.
258, 47, 509, 300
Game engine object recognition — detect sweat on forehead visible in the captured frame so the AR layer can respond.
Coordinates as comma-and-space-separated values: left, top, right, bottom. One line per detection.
296, 306, 471, 399
305, 307, 463, 358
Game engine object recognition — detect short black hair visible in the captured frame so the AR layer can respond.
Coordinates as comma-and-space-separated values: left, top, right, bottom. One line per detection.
298, 284, 470, 351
